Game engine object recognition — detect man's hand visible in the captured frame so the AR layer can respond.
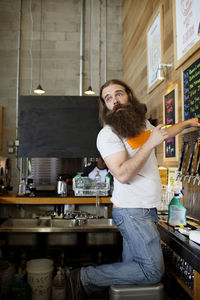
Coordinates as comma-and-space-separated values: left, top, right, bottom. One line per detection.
185, 118, 200, 128
147, 124, 169, 149
165, 118, 200, 139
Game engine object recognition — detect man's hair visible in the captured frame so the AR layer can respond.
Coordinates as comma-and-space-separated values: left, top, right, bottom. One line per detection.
99, 79, 141, 126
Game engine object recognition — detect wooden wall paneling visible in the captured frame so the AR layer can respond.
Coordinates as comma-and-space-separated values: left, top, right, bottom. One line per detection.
122, 0, 151, 53
194, 270, 200, 300
122, 0, 200, 166
124, 37, 148, 101
123, 3, 152, 67
164, 30, 173, 55
126, 46, 146, 90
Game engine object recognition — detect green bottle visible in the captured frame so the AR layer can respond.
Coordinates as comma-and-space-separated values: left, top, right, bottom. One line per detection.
168, 191, 187, 226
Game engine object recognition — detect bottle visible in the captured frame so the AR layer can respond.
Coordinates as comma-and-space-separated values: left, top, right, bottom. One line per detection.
105, 173, 111, 189
18, 251, 27, 278
95, 171, 101, 189
105, 172, 113, 194
168, 189, 187, 226
52, 267, 66, 300
18, 179, 26, 196
75, 174, 84, 188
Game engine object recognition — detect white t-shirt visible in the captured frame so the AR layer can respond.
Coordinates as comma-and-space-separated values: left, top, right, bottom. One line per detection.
96, 120, 161, 208
88, 166, 108, 182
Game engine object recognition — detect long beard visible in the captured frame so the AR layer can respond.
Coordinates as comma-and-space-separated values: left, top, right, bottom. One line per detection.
104, 103, 146, 138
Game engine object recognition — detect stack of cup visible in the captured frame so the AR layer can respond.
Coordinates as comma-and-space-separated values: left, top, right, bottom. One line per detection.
26, 258, 54, 300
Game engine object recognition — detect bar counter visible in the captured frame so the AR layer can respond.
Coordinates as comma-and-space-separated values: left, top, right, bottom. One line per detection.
0, 195, 200, 298
0, 194, 112, 205
158, 220, 200, 300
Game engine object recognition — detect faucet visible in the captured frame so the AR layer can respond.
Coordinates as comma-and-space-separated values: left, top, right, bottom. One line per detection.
96, 193, 101, 218
95, 171, 102, 218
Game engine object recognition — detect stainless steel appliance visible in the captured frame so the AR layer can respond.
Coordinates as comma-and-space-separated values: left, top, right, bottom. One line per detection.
57, 175, 67, 196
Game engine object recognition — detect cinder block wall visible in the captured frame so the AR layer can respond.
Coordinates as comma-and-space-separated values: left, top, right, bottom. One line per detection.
0, 0, 122, 192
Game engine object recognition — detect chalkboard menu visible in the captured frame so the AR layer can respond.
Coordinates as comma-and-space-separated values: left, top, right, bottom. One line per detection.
164, 89, 176, 158
183, 57, 200, 120
19, 96, 101, 158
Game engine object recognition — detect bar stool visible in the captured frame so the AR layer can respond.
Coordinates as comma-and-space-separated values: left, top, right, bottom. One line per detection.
109, 282, 164, 300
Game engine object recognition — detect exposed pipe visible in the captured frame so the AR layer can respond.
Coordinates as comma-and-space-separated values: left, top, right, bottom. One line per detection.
16, 0, 22, 141
79, 0, 84, 96
104, 0, 107, 82
16, 0, 22, 175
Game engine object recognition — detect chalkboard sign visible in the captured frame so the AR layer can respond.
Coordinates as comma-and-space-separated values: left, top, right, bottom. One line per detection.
183, 57, 200, 120
164, 89, 176, 158
19, 96, 101, 158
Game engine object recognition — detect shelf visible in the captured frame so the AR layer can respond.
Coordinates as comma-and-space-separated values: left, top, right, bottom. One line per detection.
159, 220, 200, 300
0, 194, 112, 205
166, 266, 193, 299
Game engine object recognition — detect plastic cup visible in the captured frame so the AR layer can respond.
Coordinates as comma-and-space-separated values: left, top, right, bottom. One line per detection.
26, 258, 54, 300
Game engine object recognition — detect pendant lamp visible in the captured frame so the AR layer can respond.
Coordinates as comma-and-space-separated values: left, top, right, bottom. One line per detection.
84, 0, 95, 95
34, 0, 45, 95
85, 85, 95, 95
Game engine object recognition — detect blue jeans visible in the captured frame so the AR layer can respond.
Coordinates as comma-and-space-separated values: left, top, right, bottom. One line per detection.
80, 207, 165, 294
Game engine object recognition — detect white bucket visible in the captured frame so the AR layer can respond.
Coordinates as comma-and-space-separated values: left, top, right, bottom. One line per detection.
26, 258, 54, 300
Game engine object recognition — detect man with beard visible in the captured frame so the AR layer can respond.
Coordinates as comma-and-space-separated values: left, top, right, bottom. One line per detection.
69, 79, 200, 299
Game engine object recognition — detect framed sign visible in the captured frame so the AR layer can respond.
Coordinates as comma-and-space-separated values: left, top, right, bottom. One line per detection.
173, 0, 200, 69
182, 54, 200, 121
163, 85, 179, 161
147, 5, 164, 92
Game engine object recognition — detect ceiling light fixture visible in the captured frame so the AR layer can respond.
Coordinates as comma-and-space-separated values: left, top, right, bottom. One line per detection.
85, 85, 95, 95
33, 84, 45, 95
34, 0, 45, 95
84, 0, 95, 96
157, 63, 172, 80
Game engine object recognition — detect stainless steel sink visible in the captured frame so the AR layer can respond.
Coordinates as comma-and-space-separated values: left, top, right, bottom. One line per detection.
85, 218, 114, 226
2, 218, 40, 227
48, 218, 115, 228
0, 217, 117, 232
50, 219, 77, 227
0, 218, 52, 232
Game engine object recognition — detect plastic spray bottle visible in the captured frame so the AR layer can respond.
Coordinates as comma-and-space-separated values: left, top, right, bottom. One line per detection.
168, 188, 187, 226
52, 267, 66, 300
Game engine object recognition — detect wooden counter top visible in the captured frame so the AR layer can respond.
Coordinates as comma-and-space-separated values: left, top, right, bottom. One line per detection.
0, 194, 112, 205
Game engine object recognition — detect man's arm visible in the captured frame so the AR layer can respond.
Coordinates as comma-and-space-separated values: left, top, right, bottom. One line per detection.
104, 124, 168, 184
166, 118, 200, 138
104, 118, 200, 184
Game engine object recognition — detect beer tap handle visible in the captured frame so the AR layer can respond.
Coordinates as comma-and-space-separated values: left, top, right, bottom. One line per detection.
191, 139, 199, 176
187, 140, 197, 175
187, 140, 198, 183
182, 142, 190, 180
193, 175, 198, 185
176, 141, 187, 181
187, 176, 192, 183
193, 141, 200, 185
178, 142, 186, 172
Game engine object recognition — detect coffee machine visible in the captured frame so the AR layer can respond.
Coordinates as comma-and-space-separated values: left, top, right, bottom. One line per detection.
57, 175, 68, 197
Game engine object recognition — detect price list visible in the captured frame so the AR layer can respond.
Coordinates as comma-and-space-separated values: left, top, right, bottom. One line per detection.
183, 57, 200, 120
164, 89, 176, 158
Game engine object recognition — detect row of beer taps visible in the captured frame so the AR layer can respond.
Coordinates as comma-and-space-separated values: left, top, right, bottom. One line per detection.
176, 137, 200, 185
